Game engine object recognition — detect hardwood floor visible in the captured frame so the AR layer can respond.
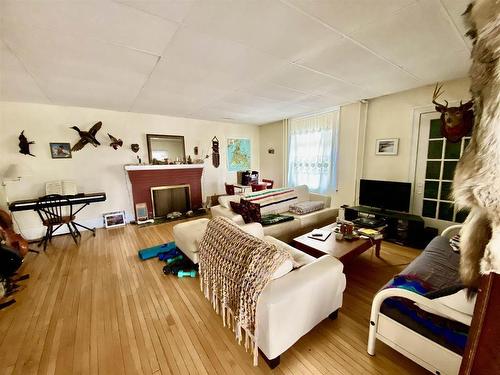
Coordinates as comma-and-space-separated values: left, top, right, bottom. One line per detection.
0, 220, 430, 374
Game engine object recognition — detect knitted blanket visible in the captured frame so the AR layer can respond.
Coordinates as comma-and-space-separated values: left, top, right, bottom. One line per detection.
198, 217, 293, 365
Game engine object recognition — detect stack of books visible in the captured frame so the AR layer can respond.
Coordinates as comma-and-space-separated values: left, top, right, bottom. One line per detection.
357, 227, 384, 240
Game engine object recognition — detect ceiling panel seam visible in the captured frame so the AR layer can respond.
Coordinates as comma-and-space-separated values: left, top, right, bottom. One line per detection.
438, 0, 472, 52
279, 0, 421, 81
1, 37, 52, 104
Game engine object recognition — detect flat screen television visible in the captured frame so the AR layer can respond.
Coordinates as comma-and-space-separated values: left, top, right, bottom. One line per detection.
359, 179, 411, 212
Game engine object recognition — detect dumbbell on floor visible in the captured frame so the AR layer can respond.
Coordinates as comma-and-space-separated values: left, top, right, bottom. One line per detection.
177, 270, 197, 278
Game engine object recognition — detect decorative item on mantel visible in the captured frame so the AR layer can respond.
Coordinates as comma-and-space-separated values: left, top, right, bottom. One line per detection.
107, 133, 123, 150
18, 130, 35, 157
70, 121, 102, 151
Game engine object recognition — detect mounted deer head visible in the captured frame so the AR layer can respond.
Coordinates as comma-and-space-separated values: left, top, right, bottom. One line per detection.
432, 83, 474, 143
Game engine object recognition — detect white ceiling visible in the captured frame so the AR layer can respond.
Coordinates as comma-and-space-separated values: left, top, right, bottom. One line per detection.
0, 0, 471, 125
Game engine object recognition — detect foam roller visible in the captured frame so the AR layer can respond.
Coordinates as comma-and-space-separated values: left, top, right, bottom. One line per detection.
138, 241, 176, 260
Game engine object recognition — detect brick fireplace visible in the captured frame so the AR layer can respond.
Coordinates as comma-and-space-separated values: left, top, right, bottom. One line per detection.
125, 164, 204, 220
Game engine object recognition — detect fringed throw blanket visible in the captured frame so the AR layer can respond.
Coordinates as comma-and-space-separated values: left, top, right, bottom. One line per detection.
198, 217, 293, 365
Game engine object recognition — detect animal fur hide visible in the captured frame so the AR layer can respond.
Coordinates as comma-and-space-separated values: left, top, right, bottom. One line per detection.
453, 0, 500, 288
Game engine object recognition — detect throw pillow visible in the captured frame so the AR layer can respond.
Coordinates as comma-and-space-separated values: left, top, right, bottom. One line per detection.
219, 195, 241, 208
288, 200, 325, 215
239, 199, 262, 224
230, 201, 242, 214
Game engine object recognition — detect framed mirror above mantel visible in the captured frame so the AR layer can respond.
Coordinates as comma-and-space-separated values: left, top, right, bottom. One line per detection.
146, 134, 186, 164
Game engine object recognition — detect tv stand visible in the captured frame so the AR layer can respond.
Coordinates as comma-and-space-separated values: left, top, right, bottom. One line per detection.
345, 206, 425, 248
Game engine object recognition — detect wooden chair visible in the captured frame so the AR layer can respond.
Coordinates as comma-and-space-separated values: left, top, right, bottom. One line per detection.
35, 194, 80, 250
225, 183, 243, 195
251, 183, 267, 192
262, 179, 274, 189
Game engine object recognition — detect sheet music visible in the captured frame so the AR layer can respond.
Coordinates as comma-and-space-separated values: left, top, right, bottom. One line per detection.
45, 180, 77, 195
45, 180, 63, 195
62, 180, 77, 195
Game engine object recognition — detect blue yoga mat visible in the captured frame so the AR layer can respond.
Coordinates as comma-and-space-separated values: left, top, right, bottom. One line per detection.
138, 241, 176, 260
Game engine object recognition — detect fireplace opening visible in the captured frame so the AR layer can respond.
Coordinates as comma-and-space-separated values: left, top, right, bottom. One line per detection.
151, 184, 191, 218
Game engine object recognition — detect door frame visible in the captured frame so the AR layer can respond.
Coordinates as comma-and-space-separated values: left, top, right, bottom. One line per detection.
409, 101, 462, 229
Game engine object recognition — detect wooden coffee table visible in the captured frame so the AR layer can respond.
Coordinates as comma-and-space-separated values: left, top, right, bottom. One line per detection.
292, 223, 381, 263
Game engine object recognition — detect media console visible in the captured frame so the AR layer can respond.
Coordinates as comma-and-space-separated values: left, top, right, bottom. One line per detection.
345, 206, 425, 249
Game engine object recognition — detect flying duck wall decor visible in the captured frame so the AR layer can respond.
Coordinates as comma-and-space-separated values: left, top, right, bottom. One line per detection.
70, 121, 102, 151
107, 133, 123, 150
18, 130, 35, 157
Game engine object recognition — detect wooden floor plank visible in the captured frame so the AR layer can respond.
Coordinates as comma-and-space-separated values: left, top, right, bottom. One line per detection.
0, 220, 430, 374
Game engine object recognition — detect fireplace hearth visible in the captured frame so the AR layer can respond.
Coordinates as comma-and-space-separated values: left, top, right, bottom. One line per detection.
151, 184, 190, 218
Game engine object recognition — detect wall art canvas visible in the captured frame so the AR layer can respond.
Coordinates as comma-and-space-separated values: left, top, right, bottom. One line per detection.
227, 138, 251, 171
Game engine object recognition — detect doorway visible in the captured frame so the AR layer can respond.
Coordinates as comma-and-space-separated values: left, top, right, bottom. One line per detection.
413, 111, 470, 232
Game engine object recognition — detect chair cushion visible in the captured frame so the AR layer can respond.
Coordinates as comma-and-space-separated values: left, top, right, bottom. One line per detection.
42, 215, 75, 226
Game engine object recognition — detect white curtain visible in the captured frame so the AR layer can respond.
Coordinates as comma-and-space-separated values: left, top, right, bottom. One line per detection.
287, 110, 339, 194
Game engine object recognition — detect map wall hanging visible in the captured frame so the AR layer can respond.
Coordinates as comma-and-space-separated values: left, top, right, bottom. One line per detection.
227, 138, 251, 171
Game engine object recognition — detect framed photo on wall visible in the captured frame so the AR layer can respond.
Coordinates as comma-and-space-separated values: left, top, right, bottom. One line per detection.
375, 138, 399, 155
50, 142, 72, 159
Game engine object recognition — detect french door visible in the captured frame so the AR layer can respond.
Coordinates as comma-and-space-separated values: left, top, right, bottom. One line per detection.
413, 111, 470, 232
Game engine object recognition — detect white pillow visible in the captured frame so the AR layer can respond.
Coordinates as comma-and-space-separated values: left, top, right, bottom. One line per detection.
294, 185, 310, 203
416, 289, 476, 319
239, 222, 265, 239
218, 195, 241, 208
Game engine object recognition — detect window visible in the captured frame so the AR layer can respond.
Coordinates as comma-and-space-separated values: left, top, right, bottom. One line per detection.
287, 110, 339, 194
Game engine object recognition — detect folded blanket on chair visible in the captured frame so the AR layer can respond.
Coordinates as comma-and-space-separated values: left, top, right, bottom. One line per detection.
198, 216, 293, 365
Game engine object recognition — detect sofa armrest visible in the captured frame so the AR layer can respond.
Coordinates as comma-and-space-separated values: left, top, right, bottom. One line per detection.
257, 255, 346, 358
309, 192, 332, 208
441, 224, 462, 239
210, 205, 245, 225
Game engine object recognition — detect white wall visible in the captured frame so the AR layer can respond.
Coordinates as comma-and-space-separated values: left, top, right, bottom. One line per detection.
0, 101, 259, 239
362, 77, 470, 182
258, 120, 285, 187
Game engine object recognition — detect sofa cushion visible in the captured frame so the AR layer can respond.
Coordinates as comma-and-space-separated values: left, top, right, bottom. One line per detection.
219, 194, 241, 208
239, 222, 265, 240
289, 201, 325, 215
264, 235, 315, 267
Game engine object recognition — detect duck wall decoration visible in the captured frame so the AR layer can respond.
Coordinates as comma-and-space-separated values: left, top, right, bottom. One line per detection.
70, 121, 102, 151
18, 130, 35, 157
108, 133, 123, 150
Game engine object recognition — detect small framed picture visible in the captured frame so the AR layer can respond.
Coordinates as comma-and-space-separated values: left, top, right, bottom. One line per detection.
375, 138, 399, 155
50, 142, 72, 159
135, 203, 148, 221
103, 211, 126, 229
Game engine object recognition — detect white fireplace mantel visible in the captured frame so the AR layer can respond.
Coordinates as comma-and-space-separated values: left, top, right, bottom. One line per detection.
124, 164, 204, 171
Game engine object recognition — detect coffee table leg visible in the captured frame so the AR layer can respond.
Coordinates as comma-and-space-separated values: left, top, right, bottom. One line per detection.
375, 240, 381, 258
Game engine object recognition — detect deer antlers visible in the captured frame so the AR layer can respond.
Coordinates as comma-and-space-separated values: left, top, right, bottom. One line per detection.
432, 82, 448, 110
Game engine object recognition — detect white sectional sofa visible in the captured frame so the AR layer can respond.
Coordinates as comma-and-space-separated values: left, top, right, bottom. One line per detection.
172, 218, 346, 368
210, 185, 338, 243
